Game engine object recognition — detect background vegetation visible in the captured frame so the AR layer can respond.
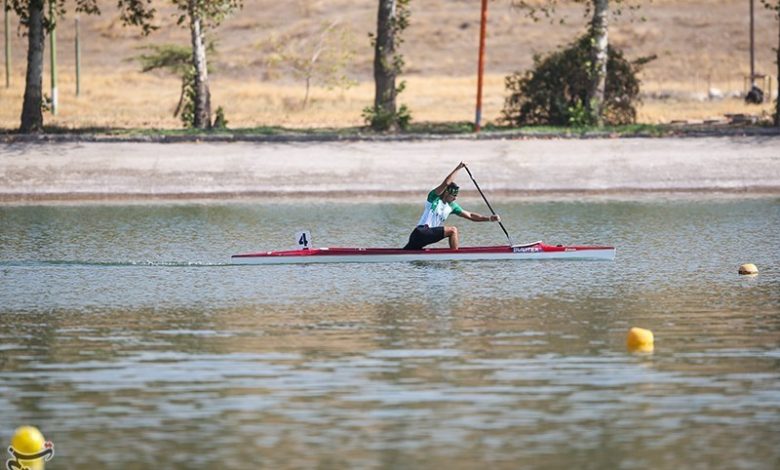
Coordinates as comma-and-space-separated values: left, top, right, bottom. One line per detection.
0, 0, 777, 130
501, 34, 651, 127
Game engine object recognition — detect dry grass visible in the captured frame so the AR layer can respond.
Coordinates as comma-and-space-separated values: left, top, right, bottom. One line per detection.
638, 97, 775, 124
0, 70, 509, 128
0, 0, 777, 129
1, 70, 774, 129
0, 70, 776, 128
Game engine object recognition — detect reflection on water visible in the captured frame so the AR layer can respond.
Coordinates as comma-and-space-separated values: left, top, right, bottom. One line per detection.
1, 198, 779, 468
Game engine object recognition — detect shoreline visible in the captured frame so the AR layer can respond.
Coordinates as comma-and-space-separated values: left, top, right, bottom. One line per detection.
2, 124, 780, 144
1, 188, 779, 205
2, 136, 779, 203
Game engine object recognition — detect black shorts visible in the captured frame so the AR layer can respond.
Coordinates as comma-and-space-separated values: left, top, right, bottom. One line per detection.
403, 225, 445, 250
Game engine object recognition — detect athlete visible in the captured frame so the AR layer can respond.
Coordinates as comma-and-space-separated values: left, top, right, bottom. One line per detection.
403, 162, 500, 250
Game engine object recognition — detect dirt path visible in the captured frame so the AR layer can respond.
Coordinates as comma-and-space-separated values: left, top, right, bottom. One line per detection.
1, 136, 779, 202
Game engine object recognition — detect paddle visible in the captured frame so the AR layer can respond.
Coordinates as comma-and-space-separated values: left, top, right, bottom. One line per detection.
463, 165, 515, 246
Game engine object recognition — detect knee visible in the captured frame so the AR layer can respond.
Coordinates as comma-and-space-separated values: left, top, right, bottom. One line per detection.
446, 226, 459, 237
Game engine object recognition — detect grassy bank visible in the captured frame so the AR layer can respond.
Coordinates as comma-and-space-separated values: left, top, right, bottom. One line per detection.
3, 121, 779, 144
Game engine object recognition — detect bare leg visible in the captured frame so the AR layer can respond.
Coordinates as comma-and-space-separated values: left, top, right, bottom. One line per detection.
444, 226, 459, 249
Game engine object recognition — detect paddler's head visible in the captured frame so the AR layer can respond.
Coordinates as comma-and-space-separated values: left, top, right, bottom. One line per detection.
443, 182, 459, 202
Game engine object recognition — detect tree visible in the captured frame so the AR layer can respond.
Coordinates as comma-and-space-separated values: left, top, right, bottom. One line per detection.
501, 34, 652, 127
512, 0, 642, 126
133, 43, 216, 126
265, 21, 357, 108
590, 0, 608, 126
761, 0, 780, 126
118, 0, 241, 130
365, 0, 411, 131
7, 0, 99, 133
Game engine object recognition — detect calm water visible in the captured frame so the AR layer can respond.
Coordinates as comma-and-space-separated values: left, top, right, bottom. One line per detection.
1, 197, 779, 469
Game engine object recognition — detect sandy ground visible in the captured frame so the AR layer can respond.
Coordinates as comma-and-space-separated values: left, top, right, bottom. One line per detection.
1, 137, 779, 202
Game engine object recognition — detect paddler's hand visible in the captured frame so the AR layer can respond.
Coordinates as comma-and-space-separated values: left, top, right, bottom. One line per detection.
457, 161, 468, 170
490, 214, 501, 222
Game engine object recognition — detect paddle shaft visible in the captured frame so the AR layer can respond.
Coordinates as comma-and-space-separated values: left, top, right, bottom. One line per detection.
463, 165, 514, 245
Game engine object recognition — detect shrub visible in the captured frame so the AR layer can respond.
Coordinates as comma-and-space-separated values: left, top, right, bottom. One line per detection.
213, 106, 228, 129
501, 34, 653, 127
362, 103, 412, 132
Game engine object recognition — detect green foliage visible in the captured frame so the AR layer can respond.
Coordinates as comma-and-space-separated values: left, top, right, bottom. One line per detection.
213, 106, 228, 129
7, 0, 100, 31
387, 0, 411, 77
179, 68, 196, 128
368, 0, 411, 54
120, 1, 241, 130
760, 0, 780, 13
567, 99, 591, 127
133, 43, 216, 128
41, 93, 52, 114
388, 0, 410, 78
366, 0, 412, 131
362, 102, 411, 132
118, 0, 242, 35
501, 34, 652, 127
116, 0, 157, 35
511, 0, 643, 23
135, 44, 192, 75
173, 0, 242, 29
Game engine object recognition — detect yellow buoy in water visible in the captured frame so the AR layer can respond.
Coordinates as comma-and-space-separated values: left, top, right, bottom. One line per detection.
10, 426, 47, 470
739, 263, 758, 275
626, 327, 654, 353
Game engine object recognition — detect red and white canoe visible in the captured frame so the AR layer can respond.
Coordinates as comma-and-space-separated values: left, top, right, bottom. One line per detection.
231, 241, 615, 265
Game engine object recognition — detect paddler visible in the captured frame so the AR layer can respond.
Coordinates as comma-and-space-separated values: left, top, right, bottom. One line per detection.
403, 162, 501, 250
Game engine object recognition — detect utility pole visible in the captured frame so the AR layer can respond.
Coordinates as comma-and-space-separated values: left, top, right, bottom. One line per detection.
49, 0, 57, 114
4, 0, 9, 88
474, 0, 488, 132
750, 0, 755, 86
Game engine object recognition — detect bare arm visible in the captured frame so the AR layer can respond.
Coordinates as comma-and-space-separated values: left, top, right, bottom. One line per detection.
434, 161, 467, 196
456, 210, 500, 222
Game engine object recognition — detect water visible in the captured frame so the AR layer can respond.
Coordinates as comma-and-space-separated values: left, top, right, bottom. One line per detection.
1, 197, 779, 469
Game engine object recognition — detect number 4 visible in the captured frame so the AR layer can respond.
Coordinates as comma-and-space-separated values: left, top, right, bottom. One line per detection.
295, 231, 312, 250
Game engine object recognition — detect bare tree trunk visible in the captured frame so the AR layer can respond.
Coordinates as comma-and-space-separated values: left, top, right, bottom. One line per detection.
188, 1, 211, 129
20, 0, 45, 133
589, 0, 609, 127
174, 77, 186, 118
303, 76, 311, 108
373, 0, 397, 131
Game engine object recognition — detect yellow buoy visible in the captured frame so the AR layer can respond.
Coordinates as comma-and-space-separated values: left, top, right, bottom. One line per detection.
10, 426, 47, 470
626, 327, 654, 353
738, 263, 758, 275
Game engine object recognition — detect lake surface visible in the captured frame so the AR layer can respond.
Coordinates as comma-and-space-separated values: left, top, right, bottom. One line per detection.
1, 197, 779, 469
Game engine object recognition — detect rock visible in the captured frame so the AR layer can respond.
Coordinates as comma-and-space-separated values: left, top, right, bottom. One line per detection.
708, 88, 724, 100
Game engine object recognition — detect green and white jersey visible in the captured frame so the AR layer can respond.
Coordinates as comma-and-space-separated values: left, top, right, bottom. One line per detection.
415, 189, 463, 227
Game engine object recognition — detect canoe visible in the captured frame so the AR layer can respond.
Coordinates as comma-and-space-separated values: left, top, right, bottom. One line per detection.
231, 241, 615, 265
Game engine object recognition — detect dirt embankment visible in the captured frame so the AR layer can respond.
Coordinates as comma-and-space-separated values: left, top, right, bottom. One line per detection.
1, 137, 778, 202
